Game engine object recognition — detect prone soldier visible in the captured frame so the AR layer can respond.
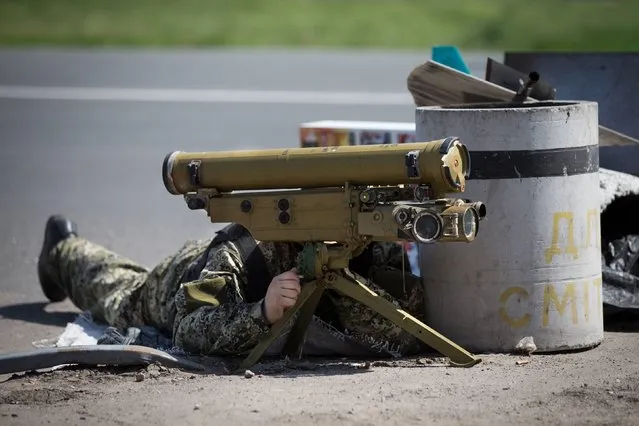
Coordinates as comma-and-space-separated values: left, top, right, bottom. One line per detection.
37, 215, 427, 358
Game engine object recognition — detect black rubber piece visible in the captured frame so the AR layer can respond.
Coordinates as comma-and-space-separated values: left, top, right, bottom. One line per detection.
0, 345, 209, 375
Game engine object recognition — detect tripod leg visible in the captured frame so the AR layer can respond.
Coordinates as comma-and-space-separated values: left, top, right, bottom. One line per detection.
236, 281, 319, 372
329, 273, 481, 368
282, 282, 327, 358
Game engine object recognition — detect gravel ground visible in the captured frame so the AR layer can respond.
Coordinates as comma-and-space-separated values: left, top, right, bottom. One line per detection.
1, 324, 638, 426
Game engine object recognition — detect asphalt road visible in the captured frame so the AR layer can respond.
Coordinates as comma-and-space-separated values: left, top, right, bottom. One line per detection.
0, 47, 496, 351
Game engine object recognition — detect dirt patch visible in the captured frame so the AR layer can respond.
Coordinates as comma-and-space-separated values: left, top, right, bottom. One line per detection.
1, 362, 185, 387
558, 374, 639, 407
0, 334, 638, 425
0, 387, 87, 406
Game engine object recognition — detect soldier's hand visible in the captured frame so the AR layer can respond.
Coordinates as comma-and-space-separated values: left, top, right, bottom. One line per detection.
263, 268, 301, 325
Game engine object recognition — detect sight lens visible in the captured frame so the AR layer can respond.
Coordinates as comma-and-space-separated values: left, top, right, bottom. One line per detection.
412, 212, 442, 243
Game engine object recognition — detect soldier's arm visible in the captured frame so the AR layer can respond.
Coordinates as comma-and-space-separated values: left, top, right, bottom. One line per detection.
171, 245, 271, 356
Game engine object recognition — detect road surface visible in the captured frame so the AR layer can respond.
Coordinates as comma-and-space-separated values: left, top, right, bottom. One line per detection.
1, 48, 638, 426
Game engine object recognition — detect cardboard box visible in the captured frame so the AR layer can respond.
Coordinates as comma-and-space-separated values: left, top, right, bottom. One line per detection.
299, 120, 416, 147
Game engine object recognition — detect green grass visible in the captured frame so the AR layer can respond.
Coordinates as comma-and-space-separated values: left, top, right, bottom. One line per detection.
0, 0, 638, 50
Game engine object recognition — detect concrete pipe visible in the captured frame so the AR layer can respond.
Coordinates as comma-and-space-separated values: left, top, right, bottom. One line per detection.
416, 101, 603, 353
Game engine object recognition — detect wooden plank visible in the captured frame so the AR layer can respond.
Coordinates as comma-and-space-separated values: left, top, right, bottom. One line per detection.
407, 60, 639, 147
407, 60, 519, 106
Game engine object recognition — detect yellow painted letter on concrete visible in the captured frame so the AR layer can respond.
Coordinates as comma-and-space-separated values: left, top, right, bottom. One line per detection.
583, 280, 590, 322
543, 283, 578, 327
593, 276, 603, 319
499, 286, 531, 328
584, 208, 601, 251
545, 212, 579, 264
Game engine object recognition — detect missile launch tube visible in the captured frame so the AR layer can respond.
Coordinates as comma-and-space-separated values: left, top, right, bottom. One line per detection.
163, 137, 470, 195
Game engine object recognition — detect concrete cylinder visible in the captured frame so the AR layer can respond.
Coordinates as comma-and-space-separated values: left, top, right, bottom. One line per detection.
416, 101, 603, 353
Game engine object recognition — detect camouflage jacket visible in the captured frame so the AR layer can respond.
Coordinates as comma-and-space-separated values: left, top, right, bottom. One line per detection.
171, 231, 424, 359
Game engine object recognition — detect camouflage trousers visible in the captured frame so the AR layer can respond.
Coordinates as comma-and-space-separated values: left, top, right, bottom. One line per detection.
327, 266, 427, 356
51, 236, 210, 336
50, 237, 427, 356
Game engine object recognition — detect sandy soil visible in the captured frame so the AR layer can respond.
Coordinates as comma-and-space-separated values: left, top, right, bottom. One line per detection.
1, 315, 638, 426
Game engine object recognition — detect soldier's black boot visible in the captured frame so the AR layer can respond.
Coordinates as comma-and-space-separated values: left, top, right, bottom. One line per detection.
37, 215, 78, 302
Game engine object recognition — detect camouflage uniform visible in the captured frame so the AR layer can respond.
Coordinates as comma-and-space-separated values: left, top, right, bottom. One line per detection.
48, 229, 426, 358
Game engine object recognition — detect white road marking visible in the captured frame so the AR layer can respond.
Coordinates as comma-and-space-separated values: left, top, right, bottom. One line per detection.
0, 85, 413, 105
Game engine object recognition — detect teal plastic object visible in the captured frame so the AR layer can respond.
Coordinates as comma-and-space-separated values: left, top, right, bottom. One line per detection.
431, 46, 471, 75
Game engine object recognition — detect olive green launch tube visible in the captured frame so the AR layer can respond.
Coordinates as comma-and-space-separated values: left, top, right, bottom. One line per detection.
163, 137, 471, 196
